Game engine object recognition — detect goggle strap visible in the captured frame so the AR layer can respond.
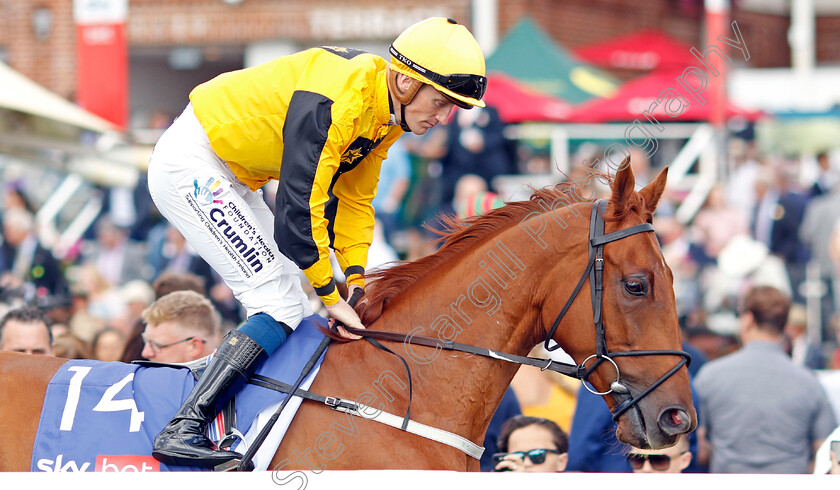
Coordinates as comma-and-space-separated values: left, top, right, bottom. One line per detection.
389, 44, 485, 100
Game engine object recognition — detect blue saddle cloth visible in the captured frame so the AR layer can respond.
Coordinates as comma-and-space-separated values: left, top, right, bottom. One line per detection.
31, 315, 329, 472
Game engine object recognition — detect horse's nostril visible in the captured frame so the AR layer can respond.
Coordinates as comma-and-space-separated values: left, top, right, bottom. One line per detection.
671, 410, 683, 426
658, 408, 691, 435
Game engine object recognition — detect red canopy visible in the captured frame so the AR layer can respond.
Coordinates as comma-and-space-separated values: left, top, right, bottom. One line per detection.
573, 29, 695, 72
564, 71, 761, 123
483, 72, 574, 123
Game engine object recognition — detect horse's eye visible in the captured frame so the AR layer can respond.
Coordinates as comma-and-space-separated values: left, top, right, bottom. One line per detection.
624, 279, 647, 296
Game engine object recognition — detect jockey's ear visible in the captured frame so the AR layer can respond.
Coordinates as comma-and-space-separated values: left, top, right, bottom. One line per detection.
639, 166, 668, 215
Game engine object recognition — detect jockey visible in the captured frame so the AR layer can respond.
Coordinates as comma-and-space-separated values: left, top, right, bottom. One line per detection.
146, 17, 486, 468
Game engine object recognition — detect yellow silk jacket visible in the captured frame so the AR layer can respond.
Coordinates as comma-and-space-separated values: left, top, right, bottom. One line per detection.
190, 47, 403, 305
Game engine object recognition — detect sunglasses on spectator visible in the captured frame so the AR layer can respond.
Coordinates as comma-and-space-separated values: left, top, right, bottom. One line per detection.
492, 448, 560, 465
625, 452, 685, 471
141, 333, 205, 353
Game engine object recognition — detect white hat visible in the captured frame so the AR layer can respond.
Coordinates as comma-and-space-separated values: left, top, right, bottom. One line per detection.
120, 280, 154, 305
717, 235, 769, 278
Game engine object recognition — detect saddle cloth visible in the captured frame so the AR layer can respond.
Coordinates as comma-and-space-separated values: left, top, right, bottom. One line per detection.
31, 315, 328, 472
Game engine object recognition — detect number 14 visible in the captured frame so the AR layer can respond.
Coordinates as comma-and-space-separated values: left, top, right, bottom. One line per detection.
59, 366, 145, 432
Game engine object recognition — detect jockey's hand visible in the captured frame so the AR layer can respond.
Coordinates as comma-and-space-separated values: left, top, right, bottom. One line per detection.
325, 298, 364, 340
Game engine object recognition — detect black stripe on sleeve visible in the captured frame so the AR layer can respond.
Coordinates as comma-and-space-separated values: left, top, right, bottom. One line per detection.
275, 90, 334, 270
314, 278, 337, 297
344, 265, 365, 277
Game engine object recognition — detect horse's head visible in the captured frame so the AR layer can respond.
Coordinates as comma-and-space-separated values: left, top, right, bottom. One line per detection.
544, 160, 697, 449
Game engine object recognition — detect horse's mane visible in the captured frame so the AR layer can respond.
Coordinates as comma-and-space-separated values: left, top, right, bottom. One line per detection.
357, 177, 649, 325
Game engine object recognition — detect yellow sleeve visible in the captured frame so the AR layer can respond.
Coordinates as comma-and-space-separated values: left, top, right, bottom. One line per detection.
332, 129, 403, 289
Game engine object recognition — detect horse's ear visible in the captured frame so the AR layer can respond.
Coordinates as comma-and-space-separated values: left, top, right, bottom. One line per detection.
638, 166, 668, 214
610, 156, 635, 211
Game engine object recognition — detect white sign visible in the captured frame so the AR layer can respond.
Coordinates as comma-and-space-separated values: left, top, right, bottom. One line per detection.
309, 7, 451, 40
73, 0, 128, 25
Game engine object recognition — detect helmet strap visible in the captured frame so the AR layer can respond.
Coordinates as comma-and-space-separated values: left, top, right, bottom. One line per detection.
387, 67, 422, 132
400, 103, 411, 133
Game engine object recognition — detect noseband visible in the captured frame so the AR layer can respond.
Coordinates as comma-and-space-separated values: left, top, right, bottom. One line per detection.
543, 199, 691, 421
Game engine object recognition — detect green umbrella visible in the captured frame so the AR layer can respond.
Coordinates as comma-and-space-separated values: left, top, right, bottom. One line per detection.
486, 17, 618, 104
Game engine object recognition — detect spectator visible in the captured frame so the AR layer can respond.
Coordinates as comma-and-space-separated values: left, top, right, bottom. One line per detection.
705, 235, 791, 318
695, 285, 837, 473
147, 224, 200, 280
400, 128, 449, 260
437, 104, 512, 217
83, 216, 148, 288
510, 345, 576, 432
52, 333, 91, 359
750, 166, 809, 303
809, 151, 838, 198
724, 140, 761, 219
121, 270, 211, 363
371, 138, 412, 249
2, 179, 35, 214
814, 425, 840, 474
68, 263, 120, 340
146, 225, 222, 304
480, 387, 521, 472
800, 177, 840, 337
140, 290, 222, 363
92, 327, 127, 362
0, 306, 53, 356
625, 435, 692, 473
0, 208, 68, 302
493, 415, 568, 473
784, 302, 825, 370
691, 183, 748, 266
452, 174, 505, 220
117, 280, 156, 336
829, 314, 840, 371
152, 270, 207, 299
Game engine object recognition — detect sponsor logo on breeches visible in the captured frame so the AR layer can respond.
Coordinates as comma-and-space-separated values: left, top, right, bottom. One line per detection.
186, 193, 275, 279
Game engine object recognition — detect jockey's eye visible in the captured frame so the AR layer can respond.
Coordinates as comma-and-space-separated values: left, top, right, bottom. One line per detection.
624, 279, 647, 296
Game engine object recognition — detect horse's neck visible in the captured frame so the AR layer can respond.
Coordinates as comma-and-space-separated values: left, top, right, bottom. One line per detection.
369, 203, 589, 440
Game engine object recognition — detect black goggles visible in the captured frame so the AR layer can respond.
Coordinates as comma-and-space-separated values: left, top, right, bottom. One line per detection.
625, 453, 681, 471
492, 448, 559, 465
389, 44, 487, 101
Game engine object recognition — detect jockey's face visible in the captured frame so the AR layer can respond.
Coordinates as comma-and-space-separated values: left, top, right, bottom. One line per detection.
402, 84, 455, 135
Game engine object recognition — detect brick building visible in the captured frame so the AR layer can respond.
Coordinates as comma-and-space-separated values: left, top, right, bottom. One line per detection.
1, 0, 838, 131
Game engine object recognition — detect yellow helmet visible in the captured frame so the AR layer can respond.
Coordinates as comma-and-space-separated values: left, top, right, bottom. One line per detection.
389, 17, 487, 109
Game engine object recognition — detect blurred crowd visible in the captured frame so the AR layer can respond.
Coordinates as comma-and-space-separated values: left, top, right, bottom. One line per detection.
4, 102, 840, 474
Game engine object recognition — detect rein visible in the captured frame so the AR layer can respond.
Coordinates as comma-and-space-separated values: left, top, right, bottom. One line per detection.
347, 199, 691, 422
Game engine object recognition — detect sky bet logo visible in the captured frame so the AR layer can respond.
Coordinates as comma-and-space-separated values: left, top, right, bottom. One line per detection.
36, 454, 160, 472
194, 177, 224, 206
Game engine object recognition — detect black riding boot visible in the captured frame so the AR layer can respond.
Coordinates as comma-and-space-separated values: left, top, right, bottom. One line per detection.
152, 330, 266, 468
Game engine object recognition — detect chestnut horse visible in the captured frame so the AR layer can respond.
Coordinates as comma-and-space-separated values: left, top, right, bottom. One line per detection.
0, 162, 696, 472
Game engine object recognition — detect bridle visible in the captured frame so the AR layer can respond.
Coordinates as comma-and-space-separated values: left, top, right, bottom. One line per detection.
542, 199, 691, 421
345, 198, 691, 423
